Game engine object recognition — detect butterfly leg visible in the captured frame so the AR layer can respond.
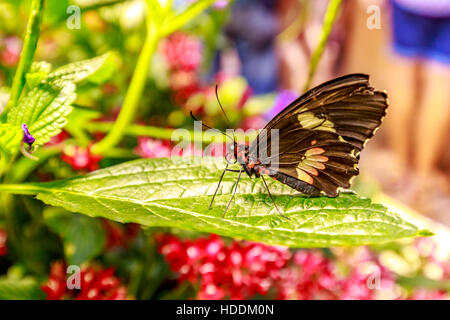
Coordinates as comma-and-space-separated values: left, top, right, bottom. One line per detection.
222, 167, 243, 219
210, 166, 244, 210
209, 163, 228, 209
261, 175, 290, 220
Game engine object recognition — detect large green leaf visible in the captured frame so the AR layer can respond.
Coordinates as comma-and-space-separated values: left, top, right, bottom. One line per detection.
43, 207, 106, 265
13, 157, 430, 248
0, 277, 45, 300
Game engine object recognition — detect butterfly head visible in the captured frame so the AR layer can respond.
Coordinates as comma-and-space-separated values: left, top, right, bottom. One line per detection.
225, 142, 238, 164
225, 142, 250, 166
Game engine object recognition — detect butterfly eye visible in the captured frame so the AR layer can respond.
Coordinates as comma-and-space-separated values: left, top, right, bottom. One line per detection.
225, 152, 237, 164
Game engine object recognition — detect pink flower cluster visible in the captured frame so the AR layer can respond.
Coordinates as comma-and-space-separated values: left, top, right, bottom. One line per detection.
158, 234, 290, 299
41, 261, 127, 300
161, 33, 202, 72
0, 228, 7, 257
157, 234, 391, 300
135, 136, 226, 159
160, 32, 251, 115
0, 36, 21, 67
61, 145, 102, 171
160, 32, 203, 109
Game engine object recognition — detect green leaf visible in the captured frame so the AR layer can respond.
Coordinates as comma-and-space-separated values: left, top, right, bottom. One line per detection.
85, 52, 117, 85
5, 53, 112, 146
46, 52, 114, 85
0, 123, 22, 155
22, 157, 430, 248
43, 207, 106, 265
0, 277, 45, 300
7, 82, 75, 146
25, 61, 52, 90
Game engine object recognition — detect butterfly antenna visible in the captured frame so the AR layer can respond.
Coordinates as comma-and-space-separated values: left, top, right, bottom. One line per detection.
190, 111, 234, 142
215, 85, 236, 142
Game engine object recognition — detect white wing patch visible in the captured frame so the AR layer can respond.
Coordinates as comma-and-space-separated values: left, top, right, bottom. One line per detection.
297, 112, 336, 133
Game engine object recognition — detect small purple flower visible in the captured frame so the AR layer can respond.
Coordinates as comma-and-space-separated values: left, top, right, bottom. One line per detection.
21, 124, 35, 148
264, 90, 298, 121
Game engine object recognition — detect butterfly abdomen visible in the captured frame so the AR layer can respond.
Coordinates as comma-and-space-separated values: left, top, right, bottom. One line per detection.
270, 171, 321, 196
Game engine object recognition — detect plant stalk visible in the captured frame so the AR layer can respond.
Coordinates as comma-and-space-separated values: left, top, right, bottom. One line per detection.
91, 21, 159, 154
0, 183, 42, 195
3, 0, 45, 116
84, 121, 257, 143
303, 0, 342, 92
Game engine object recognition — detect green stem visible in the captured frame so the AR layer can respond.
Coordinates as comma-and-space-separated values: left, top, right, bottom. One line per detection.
91, 0, 217, 154
84, 121, 256, 143
85, 122, 176, 140
303, 0, 342, 92
102, 147, 137, 158
5, 144, 135, 183
6, 146, 60, 183
160, 0, 216, 37
0, 183, 42, 195
80, 0, 131, 13
91, 20, 159, 154
3, 0, 45, 116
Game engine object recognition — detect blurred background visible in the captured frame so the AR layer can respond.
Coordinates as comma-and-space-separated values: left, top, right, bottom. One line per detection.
0, 0, 450, 300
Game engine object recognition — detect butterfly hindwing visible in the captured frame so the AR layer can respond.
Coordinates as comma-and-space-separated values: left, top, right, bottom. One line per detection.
266, 129, 359, 196
250, 74, 388, 197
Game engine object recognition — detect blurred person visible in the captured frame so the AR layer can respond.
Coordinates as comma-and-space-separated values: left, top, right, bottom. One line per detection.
384, 0, 450, 207
223, 0, 279, 94
276, 0, 353, 92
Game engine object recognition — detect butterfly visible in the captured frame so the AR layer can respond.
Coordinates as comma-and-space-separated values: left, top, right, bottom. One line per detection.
194, 74, 388, 218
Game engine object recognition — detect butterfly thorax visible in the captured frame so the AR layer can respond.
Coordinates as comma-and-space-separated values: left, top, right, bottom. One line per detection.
226, 143, 273, 178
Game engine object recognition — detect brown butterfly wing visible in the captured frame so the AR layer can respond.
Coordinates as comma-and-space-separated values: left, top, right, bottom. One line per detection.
250, 74, 388, 197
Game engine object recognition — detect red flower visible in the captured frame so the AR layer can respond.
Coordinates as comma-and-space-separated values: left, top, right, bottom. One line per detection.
172, 143, 204, 157
101, 220, 140, 250
61, 145, 102, 171
42, 261, 128, 300
134, 137, 172, 158
161, 33, 202, 72
0, 36, 21, 67
46, 130, 70, 146
0, 228, 7, 257
157, 234, 402, 300
157, 234, 291, 299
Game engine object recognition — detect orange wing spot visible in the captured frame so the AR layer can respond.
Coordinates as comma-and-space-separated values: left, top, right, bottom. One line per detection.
308, 155, 329, 162
301, 166, 319, 176
305, 148, 325, 156
303, 159, 326, 170
311, 140, 317, 145
297, 169, 314, 184
272, 177, 277, 181
248, 162, 255, 169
